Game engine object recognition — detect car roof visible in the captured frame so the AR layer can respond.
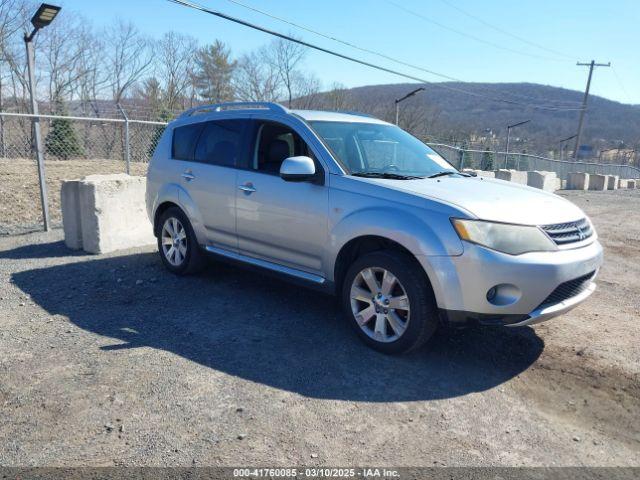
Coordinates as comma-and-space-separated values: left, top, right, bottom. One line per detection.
290, 109, 390, 125
175, 102, 390, 126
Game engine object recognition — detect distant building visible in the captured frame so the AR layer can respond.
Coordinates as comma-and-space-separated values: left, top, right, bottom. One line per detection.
599, 148, 635, 163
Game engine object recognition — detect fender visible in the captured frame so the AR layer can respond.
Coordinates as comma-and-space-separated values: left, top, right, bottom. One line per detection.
152, 182, 207, 245
325, 206, 464, 282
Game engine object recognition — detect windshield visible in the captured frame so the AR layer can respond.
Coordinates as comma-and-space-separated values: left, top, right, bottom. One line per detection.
308, 121, 457, 178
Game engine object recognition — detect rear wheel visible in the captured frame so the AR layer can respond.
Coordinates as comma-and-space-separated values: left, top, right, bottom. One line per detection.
342, 251, 438, 354
157, 207, 205, 275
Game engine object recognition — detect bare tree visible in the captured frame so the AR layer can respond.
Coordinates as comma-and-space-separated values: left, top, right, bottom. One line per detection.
325, 82, 351, 111
290, 72, 321, 109
156, 31, 197, 111
105, 20, 153, 105
75, 34, 109, 116
40, 15, 93, 105
233, 49, 280, 102
191, 40, 236, 103
266, 37, 306, 108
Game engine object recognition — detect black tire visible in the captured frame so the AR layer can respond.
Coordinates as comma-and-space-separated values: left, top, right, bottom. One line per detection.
341, 250, 439, 354
157, 206, 206, 275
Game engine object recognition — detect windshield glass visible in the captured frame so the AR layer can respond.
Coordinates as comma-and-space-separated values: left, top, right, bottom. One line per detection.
308, 121, 457, 177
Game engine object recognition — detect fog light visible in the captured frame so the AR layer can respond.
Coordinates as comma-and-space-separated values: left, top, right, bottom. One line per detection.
486, 287, 497, 301
486, 284, 521, 306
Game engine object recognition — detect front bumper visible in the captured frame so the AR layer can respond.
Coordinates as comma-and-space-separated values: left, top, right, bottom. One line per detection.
418, 239, 603, 326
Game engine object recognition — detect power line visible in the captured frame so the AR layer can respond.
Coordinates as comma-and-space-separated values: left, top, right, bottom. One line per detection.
385, 0, 569, 63
611, 67, 633, 105
436, 0, 575, 60
220, 0, 582, 107
167, 0, 584, 112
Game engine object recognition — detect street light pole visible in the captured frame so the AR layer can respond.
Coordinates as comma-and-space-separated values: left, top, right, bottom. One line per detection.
558, 134, 577, 161
504, 120, 530, 169
24, 32, 50, 231
394, 87, 425, 126
23, 3, 61, 232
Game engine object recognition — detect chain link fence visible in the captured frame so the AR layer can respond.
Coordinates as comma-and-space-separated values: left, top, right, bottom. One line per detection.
0, 112, 167, 234
426, 143, 640, 181
1, 112, 639, 235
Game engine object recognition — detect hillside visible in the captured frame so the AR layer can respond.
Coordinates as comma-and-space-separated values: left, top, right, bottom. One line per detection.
302, 82, 640, 154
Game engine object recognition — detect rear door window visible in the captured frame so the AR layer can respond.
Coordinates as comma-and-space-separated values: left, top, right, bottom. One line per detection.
194, 119, 248, 167
172, 123, 204, 161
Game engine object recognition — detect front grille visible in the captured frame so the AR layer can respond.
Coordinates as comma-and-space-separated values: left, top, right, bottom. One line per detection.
537, 271, 596, 309
541, 218, 593, 246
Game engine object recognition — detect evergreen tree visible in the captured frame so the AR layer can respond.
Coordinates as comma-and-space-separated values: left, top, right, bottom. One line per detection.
481, 150, 495, 170
191, 40, 236, 102
45, 100, 84, 159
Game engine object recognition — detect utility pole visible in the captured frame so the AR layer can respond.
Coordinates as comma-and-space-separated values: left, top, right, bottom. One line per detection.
573, 60, 610, 161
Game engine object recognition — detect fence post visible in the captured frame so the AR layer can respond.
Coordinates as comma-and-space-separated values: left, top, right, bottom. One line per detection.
458, 148, 464, 170
117, 103, 130, 175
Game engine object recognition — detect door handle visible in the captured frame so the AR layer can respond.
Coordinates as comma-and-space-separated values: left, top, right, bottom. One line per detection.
181, 171, 195, 182
238, 183, 257, 194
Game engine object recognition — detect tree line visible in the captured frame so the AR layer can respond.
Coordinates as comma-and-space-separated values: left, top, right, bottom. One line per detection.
0, 0, 353, 120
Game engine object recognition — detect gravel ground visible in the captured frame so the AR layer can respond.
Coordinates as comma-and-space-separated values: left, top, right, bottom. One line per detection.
0, 190, 638, 467
0, 159, 148, 234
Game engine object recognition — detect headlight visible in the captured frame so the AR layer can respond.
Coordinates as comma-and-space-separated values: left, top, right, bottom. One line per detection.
451, 218, 557, 255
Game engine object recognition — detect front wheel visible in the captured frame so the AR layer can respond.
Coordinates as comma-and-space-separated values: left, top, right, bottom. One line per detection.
342, 251, 439, 354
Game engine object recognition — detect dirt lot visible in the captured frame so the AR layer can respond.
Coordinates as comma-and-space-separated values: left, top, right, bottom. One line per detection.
0, 159, 148, 234
0, 189, 638, 467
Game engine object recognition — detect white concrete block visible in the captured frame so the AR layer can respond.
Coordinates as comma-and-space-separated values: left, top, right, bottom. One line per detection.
618, 179, 630, 189
462, 169, 495, 178
527, 171, 558, 191
495, 169, 528, 184
567, 172, 589, 190
588, 174, 608, 191
78, 174, 155, 254
61, 180, 83, 250
607, 175, 619, 190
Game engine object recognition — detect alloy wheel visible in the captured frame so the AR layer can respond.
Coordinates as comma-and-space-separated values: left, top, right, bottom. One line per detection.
161, 217, 188, 267
350, 267, 410, 343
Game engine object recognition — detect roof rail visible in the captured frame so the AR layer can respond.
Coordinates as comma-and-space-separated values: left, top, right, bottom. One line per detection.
179, 102, 288, 118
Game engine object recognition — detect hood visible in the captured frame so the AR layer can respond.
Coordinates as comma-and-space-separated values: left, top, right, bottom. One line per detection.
366, 176, 586, 225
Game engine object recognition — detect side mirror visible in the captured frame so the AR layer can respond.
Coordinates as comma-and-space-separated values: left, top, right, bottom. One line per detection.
280, 156, 316, 182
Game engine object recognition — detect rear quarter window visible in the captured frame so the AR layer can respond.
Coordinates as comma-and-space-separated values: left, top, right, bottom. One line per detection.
172, 123, 204, 161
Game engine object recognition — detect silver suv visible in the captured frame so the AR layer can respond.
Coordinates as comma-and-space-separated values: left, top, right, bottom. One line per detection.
146, 102, 603, 354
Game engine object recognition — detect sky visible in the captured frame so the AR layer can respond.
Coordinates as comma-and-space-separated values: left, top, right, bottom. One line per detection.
55, 0, 639, 104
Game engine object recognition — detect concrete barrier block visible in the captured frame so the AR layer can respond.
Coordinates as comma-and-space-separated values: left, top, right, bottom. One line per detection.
61, 180, 83, 250
527, 171, 558, 191
588, 174, 608, 191
462, 169, 495, 178
618, 179, 629, 189
78, 174, 155, 254
567, 172, 589, 190
607, 175, 619, 190
495, 169, 528, 184
627, 180, 636, 189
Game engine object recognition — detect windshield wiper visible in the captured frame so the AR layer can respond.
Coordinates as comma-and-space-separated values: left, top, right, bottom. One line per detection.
352, 172, 424, 180
428, 171, 459, 179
